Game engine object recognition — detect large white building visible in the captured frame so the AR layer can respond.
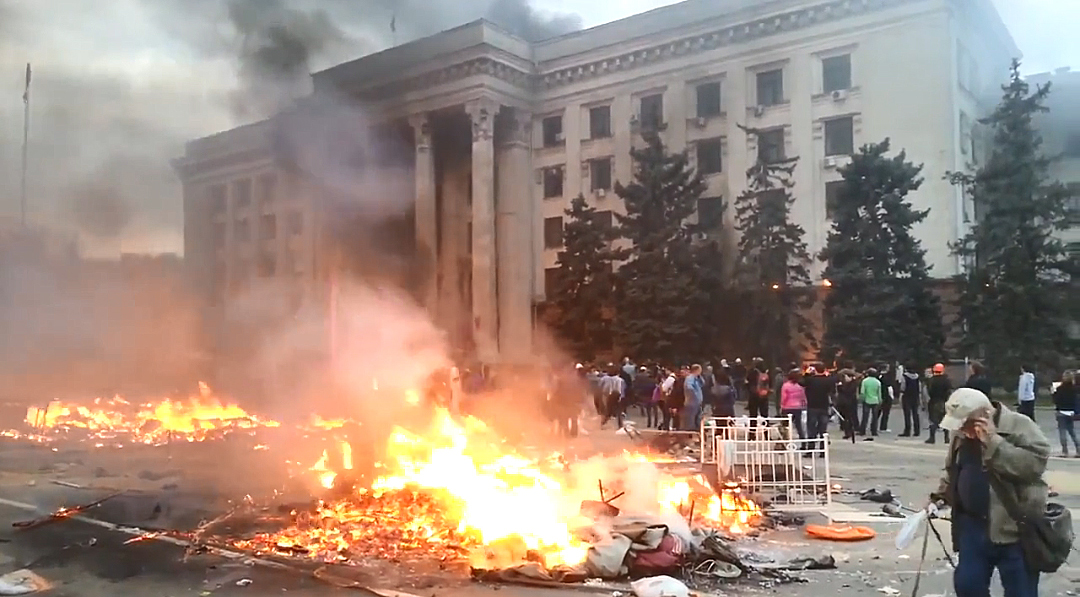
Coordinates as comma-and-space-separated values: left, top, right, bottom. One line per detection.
1029, 67, 1080, 256
174, 0, 1019, 364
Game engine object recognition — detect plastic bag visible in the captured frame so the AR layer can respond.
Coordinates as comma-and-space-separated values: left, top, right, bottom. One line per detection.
895, 508, 928, 550
630, 575, 689, 597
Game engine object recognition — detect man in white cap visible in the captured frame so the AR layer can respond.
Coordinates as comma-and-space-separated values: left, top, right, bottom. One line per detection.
930, 388, 1050, 597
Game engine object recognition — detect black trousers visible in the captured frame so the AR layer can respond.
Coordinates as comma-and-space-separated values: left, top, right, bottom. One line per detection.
860, 403, 881, 436
838, 402, 858, 439
748, 396, 770, 418
880, 393, 893, 430
901, 397, 921, 436
1018, 401, 1036, 421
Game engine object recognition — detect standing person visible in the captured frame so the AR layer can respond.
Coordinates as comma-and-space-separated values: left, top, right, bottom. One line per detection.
658, 368, 676, 430
1053, 371, 1078, 457
899, 365, 923, 437
780, 369, 807, 440
802, 364, 833, 441
712, 369, 736, 420
879, 363, 895, 433
646, 372, 664, 429
964, 361, 992, 396
633, 367, 657, 424
836, 368, 860, 441
772, 366, 787, 415
931, 388, 1050, 597
587, 366, 604, 416
682, 364, 704, 431
746, 358, 770, 419
700, 365, 716, 416
859, 368, 883, 438
925, 363, 953, 444
553, 367, 582, 438
667, 368, 687, 431
598, 368, 625, 428
1017, 364, 1036, 421
732, 359, 747, 403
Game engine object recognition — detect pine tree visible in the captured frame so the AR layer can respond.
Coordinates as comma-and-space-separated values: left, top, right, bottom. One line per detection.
734, 126, 815, 365
819, 139, 945, 367
949, 60, 1077, 380
546, 195, 615, 361
613, 132, 709, 364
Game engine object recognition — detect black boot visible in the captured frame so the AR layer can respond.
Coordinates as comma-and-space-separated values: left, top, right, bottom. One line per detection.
924, 430, 936, 444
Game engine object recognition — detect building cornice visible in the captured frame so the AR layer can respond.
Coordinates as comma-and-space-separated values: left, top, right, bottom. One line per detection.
347, 0, 914, 101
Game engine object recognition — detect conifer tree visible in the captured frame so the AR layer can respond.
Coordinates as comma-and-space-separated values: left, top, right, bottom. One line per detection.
734, 126, 815, 364
819, 139, 945, 367
949, 60, 1078, 379
613, 132, 709, 364
546, 195, 615, 361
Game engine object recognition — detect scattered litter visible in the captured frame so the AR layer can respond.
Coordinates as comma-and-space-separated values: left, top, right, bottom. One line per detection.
896, 508, 928, 550
235, 579, 252, 587
12, 492, 122, 530
0, 570, 52, 595
876, 586, 901, 596
860, 488, 895, 504
630, 575, 689, 597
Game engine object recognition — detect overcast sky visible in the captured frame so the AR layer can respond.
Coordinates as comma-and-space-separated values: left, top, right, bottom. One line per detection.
0, 0, 1075, 256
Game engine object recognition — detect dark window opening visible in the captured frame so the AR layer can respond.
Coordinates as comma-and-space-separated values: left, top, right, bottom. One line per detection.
822, 54, 852, 93
824, 117, 855, 156
589, 106, 612, 139
544, 267, 562, 294
1064, 133, 1080, 157
758, 128, 785, 163
209, 184, 226, 214
640, 94, 664, 130
591, 210, 613, 231
697, 197, 723, 228
232, 178, 252, 208
756, 69, 784, 106
543, 167, 564, 198
825, 181, 845, 219
697, 138, 723, 175
257, 173, 277, 205
544, 217, 564, 249
260, 214, 277, 240
542, 115, 564, 147
696, 82, 722, 118
591, 158, 613, 191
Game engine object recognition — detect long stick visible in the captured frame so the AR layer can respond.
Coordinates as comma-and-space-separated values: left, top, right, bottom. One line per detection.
20, 63, 31, 228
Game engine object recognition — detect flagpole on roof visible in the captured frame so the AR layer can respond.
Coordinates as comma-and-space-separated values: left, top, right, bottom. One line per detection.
20, 63, 31, 229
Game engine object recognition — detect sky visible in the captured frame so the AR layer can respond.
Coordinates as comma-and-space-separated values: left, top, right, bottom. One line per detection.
0, 0, 1075, 257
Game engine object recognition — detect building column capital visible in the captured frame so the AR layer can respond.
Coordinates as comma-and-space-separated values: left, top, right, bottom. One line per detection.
465, 98, 498, 142
408, 113, 431, 151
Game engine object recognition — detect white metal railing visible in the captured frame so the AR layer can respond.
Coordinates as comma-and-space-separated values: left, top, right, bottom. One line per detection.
702, 416, 832, 509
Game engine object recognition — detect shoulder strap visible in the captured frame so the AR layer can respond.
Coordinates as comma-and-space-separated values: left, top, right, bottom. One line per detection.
987, 470, 1028, 524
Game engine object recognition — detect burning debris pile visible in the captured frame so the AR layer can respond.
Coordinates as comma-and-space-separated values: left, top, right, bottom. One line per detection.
3, 383, 280, 446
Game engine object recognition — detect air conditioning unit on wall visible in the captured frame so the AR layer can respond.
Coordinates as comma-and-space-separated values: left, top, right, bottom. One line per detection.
753, 105, 766, 117
823, 156, 841, 169
831, 89, 848, 102
596, 188, 606, 198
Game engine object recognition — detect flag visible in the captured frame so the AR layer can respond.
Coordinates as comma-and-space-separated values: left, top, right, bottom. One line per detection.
22, 63, 31, 104
390, 13, 396, 33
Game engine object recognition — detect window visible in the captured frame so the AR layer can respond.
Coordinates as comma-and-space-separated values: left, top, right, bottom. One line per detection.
697, 138, 723, 175
756, 69, 784, 106
822, 54, 851, 93
825, 181, 845, 219
544, 217, 564, 249
1064, 133, 1080, 157
1067, 183, 1080, 224
758, 128, 785, 163
234, 219, 251, 242
591, 158, 613, 191
696, 82, 722, 118
257, 173, 276, 206
640, 94, 664, 130
824, 117, 854, 156
543, 167, 564, 198
544, 267, 562, 294
542, 115, 563, 147
212, 223, 226, 248
589, 106, 611, 139
232, 178, 252, 208
591, 210, 613, 231
209, 184, 226, 214
257, 252, 276, 277
287, 212, 303, 235
697, 197, 724, 228
758, 189, 785, 210
957, 43, 978, 93
260, 214, 277, 240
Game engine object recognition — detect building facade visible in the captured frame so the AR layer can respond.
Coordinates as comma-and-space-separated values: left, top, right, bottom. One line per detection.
1029, 67, 1080, 255
175, 0, 1018, 364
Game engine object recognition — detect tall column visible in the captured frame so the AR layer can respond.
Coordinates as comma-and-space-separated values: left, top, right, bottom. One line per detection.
409, 113, 438, 315
465, 97, 499, 363
496, 108, 534, 363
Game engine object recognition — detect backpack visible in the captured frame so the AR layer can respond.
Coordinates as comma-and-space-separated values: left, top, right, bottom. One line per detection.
989, 471, 1074, 573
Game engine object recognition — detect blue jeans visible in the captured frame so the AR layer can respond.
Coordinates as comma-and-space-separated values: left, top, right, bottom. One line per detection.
954, 515, 1039, 597
681, 402, 701, 431
1057, 412, 1080, 453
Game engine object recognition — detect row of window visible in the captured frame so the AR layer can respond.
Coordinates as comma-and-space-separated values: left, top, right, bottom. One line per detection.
212, 212, 303, 247
542, 196, 724, 249
539, 54, 853, 147
538, 117, 855, 199
209, 174, 278, 215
